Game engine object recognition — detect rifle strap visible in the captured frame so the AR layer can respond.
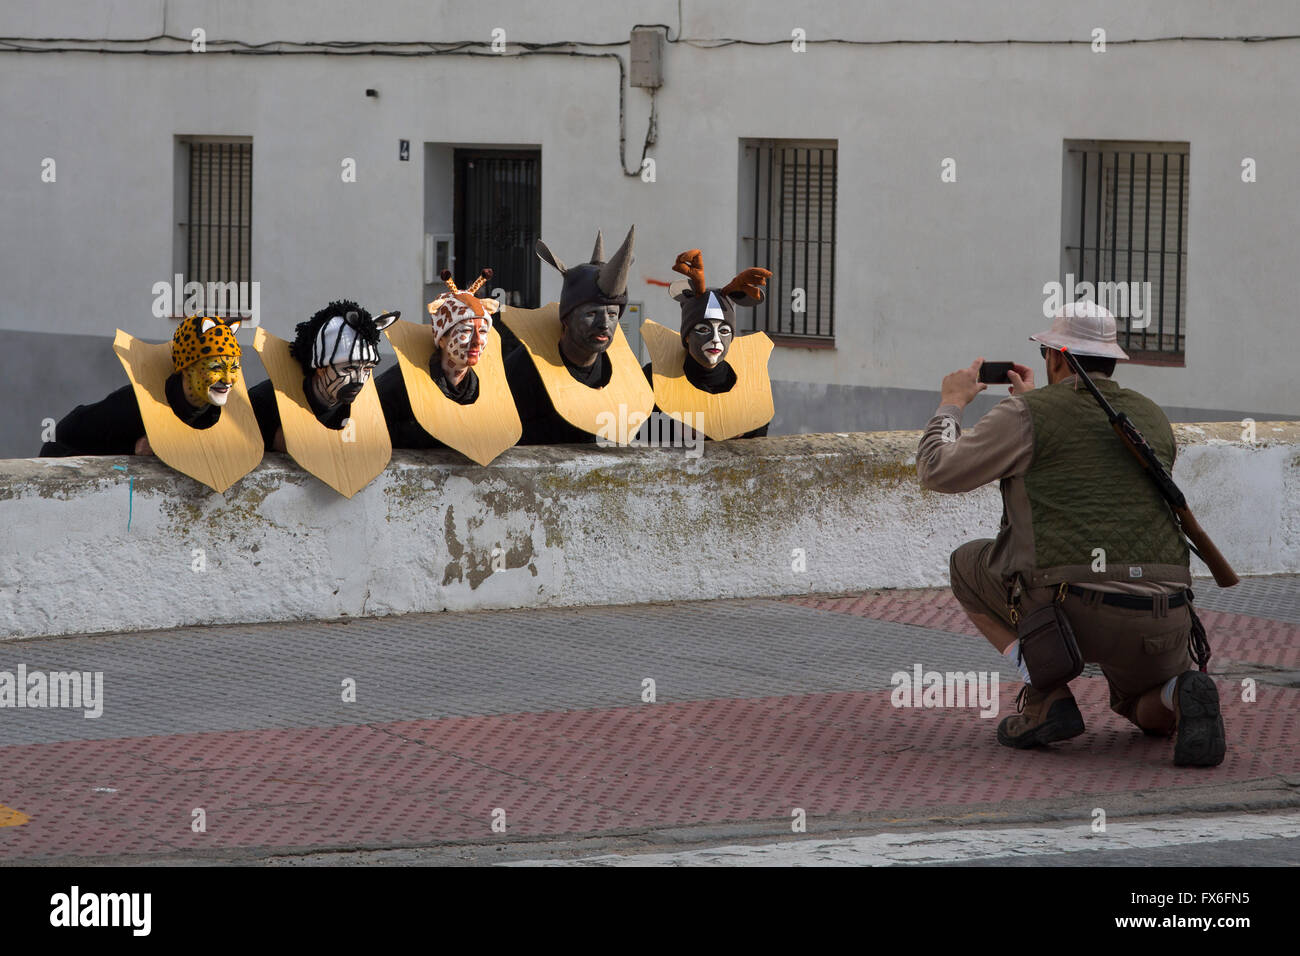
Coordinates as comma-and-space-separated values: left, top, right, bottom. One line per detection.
1186, 590, 1212, 672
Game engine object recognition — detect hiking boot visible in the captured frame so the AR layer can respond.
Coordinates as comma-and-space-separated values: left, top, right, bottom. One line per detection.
1172, 671, 1226, 767
997, 683, 1085, 749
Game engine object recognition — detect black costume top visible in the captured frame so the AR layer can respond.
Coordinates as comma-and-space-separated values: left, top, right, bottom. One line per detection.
39, 374, 220, 456
247, 378, 351, 451
504, 345, 611, 445
638, 357, 770, 443
374, 359, 479, 450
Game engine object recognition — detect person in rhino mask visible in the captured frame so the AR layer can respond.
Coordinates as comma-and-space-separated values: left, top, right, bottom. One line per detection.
503, 227, 646, 445
916, 300, 1225, 767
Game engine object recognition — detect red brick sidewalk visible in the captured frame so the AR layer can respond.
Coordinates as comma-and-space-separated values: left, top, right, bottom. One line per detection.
2, 680, 1293, 860
1, 591, 1295, 862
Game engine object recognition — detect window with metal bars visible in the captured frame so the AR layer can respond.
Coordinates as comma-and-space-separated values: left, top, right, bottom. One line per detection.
177, 138, 252, 316
739, 140, 837, 344
1062, 141, 1188, 364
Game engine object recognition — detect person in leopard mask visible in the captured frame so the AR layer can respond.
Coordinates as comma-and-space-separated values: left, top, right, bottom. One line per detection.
40, 315, 245, 457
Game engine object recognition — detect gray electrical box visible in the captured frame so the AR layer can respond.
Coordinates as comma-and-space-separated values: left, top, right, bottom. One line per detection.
630, 28, 664, 88
621, 302, 648, 364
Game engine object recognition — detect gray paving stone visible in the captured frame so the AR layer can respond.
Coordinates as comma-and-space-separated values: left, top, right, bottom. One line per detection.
1, 575, 1293, 749
0, 600, 1002, 746
1190, 575, 1300, 625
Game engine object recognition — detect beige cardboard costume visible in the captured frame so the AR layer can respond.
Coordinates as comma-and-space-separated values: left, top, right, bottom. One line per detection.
112, 317, 262, 493
640, 320, 774, 441
639, 249, 775, 440
251, 305, 397, 498
380, 268, 522, 465
503, 302, 653, 439
502, 227, 654, 445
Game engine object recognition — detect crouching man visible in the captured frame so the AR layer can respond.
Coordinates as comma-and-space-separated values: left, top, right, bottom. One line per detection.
916, 300, 1225, 767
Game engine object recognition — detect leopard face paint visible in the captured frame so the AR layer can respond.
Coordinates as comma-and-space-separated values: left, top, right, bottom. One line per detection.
184, 355, 240, 407
687, 318, 733, 368
310, 360, 377, 408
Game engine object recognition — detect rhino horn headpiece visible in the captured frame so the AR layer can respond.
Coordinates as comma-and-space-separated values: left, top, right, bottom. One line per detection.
536, 225, 635, 323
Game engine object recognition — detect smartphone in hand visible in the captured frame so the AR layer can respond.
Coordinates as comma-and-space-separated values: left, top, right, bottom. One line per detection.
977, 361, 1014, 385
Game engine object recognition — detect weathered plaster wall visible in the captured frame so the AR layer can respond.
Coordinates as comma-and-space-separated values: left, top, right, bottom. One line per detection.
2, 423, 1296, 640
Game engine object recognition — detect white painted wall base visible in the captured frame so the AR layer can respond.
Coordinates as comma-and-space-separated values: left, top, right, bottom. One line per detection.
3, 423, 1296, 640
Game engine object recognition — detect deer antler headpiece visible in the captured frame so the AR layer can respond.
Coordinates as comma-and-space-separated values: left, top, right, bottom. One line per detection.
669, 249, 772, 341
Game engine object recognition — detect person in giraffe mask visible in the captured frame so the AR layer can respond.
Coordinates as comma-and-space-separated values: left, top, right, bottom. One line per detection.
247, 301, 397, 451
376, 268, 502, 449
40, 315, 243, 456
430, 267, 496, 382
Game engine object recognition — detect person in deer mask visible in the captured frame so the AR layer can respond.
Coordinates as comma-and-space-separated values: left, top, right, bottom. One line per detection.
637, 249, 775, 444
40, 315, 244, 457
376, 268, 501, 450
502, 226, 652, 445
247, 300, 397, 452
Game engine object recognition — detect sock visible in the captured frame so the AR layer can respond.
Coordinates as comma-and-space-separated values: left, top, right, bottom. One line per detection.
1003, 641, 1031, 683
1160, 675, 1179, 711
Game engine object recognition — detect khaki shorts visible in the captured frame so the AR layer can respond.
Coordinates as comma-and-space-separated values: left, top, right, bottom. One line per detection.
949, 539, 1193, 725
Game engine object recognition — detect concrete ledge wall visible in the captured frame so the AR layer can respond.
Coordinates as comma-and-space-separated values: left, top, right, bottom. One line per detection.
2, 423, 1297, 640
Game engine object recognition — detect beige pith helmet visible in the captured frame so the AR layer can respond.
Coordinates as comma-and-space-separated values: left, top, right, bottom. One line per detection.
1029, 299, 1130, 360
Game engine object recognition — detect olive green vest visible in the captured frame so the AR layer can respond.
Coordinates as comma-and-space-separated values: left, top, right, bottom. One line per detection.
1017, 378, 1190, 586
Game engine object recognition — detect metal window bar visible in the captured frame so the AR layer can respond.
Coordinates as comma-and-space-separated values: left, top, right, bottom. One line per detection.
743, 142, 837, 339
1065, 144, 1188, 357
1143, 152, 1151, 352
185, 141, 252, 312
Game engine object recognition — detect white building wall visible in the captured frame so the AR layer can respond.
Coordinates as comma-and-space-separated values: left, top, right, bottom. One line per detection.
0, 1, 1297, 458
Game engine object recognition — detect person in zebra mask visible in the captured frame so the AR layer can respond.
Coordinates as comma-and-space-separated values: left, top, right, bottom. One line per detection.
248, 300, 397, 451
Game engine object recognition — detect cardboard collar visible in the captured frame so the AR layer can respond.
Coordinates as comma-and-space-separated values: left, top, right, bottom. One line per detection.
501, 303, 653, 440
113, 329, 263, 493
383, 317, 521, 466
253, 327, 391, 498
641, 320, 775, 440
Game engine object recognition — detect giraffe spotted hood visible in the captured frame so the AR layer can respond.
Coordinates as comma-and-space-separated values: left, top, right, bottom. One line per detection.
427, 268, 501, 345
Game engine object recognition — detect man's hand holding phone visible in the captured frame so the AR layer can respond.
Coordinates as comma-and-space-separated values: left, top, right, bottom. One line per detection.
941, 357, 1036, 409
1006, 363, 1035, 395
940, 358, 989, 409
